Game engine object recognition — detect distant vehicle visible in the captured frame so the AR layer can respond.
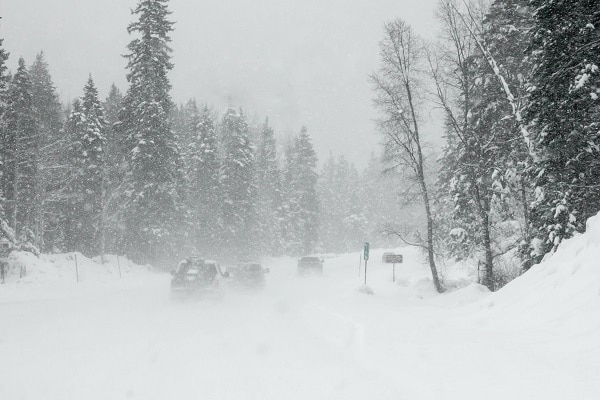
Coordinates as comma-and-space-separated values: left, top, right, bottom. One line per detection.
170, 257, 229, 300
297, 256, 323, 276
228, 262, 270, 288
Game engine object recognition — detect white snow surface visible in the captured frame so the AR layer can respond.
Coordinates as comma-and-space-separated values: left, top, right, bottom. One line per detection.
2, 214, 600, 399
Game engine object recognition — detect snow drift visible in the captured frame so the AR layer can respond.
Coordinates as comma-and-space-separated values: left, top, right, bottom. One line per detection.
483, 211, 600, 334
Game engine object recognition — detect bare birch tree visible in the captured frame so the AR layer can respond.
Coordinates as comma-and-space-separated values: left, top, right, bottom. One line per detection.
428, 0, 498, 289
371, 19, 443, 293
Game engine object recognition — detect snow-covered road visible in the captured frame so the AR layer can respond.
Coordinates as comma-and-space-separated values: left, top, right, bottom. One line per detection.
1, 249, 598, 399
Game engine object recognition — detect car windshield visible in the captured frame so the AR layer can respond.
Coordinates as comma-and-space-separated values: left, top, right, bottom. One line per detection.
301, 257, 320, 262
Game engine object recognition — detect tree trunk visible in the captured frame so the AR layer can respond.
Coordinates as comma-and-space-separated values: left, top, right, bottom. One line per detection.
519, 179, 533, 270
12, 170, 19, 237
481, 211, 494, 291
100, 170, 107, 263
419, 177, 443, 293
473, 180, 494, 291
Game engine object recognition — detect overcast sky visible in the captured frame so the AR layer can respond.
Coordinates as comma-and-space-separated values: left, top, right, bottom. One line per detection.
1, 0, 439, 167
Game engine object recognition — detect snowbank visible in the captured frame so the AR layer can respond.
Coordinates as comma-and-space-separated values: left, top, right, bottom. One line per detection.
481, 211, 600, 333
2, 251, 153, 288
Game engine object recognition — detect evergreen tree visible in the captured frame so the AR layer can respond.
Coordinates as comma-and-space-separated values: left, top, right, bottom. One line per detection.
482, 0, 534, 268
288, 127, 319, 255
3, 58, 39, 247
255, 118, 283, 255
117, 0, 185, 264
0, 35, 9, 122
317, 152, 338, 252
64, 76, 106, 256
187, 104, 221, 256
0, 36, 11, 240
102, 84, 125, 254
62, 100, 85, 251
29, 52, 64, 251
525, 0, 600, 260
219, 108, 256, 259
318, 154, 365, 253
172, 100, 197, 159
280, 140, 301, 254
103, 84, 124, 176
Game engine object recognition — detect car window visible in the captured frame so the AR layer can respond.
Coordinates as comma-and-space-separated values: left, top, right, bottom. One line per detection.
176, 262, 189, 274
202, 264, 216, 273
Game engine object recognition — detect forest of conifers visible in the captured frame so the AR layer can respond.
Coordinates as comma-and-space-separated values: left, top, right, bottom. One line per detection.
0, 0, 598, 292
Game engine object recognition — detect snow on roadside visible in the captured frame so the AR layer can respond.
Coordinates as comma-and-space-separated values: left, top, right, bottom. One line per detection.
482, 211, 600, 335
0, 251, 155, 302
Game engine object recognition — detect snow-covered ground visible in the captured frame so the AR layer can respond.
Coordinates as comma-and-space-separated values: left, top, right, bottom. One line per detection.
1, 216, 600, 399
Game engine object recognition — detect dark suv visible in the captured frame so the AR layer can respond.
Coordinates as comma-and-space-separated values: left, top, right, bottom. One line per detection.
228, 262, 270, 288
297, 256, 323, 276
170, 257, 228, 299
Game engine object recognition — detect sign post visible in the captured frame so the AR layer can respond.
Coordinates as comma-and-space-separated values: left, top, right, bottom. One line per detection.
383, 253, 403, 282
363, 242, 369, 285
75, 253, 79, 283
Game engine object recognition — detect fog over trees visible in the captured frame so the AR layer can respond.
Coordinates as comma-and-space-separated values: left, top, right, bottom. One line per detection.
0, 0, 599, 291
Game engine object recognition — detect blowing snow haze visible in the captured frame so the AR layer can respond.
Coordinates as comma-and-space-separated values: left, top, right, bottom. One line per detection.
2, 0, 600, 398
1, 0, 438, 166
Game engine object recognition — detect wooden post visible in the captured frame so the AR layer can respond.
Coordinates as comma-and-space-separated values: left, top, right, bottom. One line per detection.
393, 263, 396, 283
359, 254, 362, 277
117, 255, 122, 279
75, 253, 79, 283
364, 259, 368, 286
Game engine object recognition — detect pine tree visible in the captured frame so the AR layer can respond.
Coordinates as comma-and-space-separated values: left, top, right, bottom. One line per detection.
254, 118, 283, 255
62, 100, 85, 251
0, 36, 13, 242
288, 127, 319, 255
219, 108, 256, 259
318, 154, 364, 253
64, 76, 106, 256
0, 35, 9, 122
482, 0, 534, 268
117, 0, 185, 264
29, 52, 64, 251
187, 104, 221, 256
317, 152, 338, 252
280, 140, 301, 254
102, 84, 125, 255
525, 0, 600, 260
103, 84, 124, 176
4, 59, 37, 244
172, 100, 197, 160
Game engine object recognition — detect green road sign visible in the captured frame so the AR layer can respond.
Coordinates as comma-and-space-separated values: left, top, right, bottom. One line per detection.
364, 242, 370, 261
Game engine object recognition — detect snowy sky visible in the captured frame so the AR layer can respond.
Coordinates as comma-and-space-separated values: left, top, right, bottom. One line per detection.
1, 0, 439, 167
